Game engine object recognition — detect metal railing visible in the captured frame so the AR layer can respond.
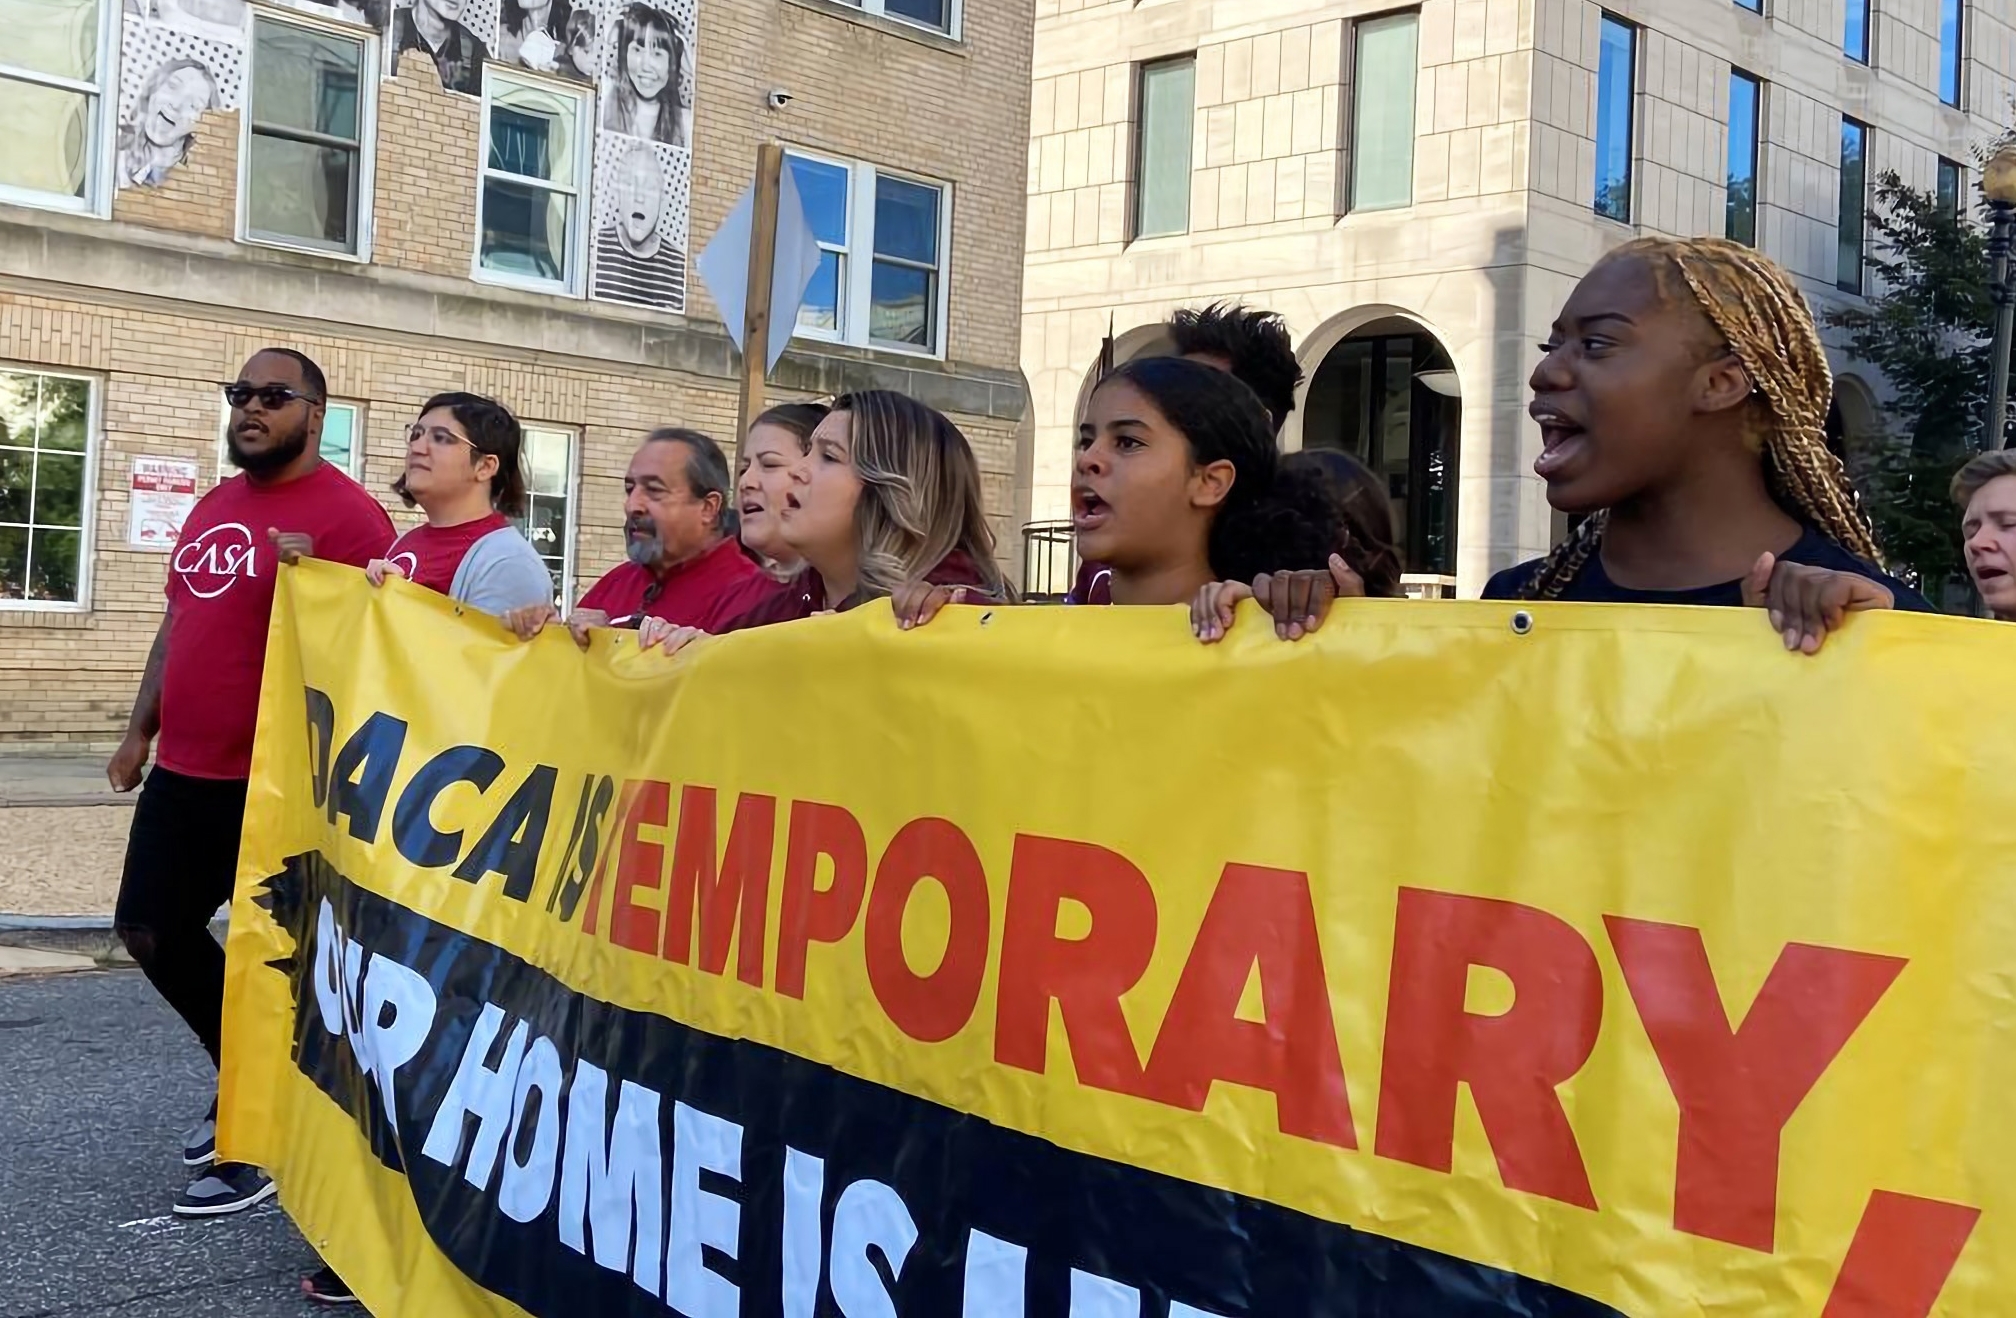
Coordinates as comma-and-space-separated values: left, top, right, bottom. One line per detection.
1020, 520, 1078, 603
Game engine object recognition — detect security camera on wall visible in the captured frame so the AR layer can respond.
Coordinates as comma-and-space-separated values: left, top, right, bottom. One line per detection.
765, 88, 792, 110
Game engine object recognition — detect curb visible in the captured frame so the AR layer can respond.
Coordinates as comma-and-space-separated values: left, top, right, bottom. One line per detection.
0, 914, 116, 932
0, 916, 230, 967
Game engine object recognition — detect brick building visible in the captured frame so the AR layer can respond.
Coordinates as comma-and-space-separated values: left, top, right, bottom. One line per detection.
0, 0, 1035, 748
1022, 0, 2015, 596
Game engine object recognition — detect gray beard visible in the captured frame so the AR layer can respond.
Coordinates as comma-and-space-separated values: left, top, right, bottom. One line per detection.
625, 533, 665, 568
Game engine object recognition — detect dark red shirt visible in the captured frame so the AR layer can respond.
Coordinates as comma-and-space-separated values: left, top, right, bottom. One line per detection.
576, 536, 766, 633
159, 462, 394, 780
386, 511, 508, 594
1068, 559, 1113, 605
720, 552, 1002, 632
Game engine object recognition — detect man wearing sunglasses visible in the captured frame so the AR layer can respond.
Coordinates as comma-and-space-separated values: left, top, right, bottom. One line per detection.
106, 348, 394, 1218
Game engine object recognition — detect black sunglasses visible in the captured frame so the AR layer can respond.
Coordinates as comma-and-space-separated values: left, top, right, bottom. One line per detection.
221, 383, 322, 409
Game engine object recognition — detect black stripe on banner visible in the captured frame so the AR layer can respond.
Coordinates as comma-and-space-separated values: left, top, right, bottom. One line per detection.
255, 853, 1627, 1318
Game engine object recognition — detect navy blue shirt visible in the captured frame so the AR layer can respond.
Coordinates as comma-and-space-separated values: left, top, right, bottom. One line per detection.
1484, 526, 1936, 611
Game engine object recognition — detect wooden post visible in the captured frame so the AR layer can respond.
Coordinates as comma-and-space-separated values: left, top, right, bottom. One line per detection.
736, 143, 786, 442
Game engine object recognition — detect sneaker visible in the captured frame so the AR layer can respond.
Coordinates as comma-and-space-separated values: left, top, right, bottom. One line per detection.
181, 1100, 218, 1168
301, 1266, 358, 1306
172, 1162, 276, 1217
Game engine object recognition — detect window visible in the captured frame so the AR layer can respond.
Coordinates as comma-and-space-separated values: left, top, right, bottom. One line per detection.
1594, 14, 1636, 222
0, 367, 94, 607
513, 425, 575, 605
0, 0, 110, 211
243, 15, 371, 255
216, 400, 364, 481
1938, 157, 1964, 216
1838, 118, 1868, 293
831, 0, 956, 37
1351, 13, 1418, 212
1939, 0, 1963, 107
785, 151, 951, 356
1726, 71, 1761, 245
1734, 0, 1761, 12
1134, 57, 1194, 237
476, 70, 590, 293
1844, 0, 1871, 63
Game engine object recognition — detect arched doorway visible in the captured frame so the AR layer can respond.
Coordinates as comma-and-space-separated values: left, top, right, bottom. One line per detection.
1298, 317, 1461, 578
1826, 373, 1880, 467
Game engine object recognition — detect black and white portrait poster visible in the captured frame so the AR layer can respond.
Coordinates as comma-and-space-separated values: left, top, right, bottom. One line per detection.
390, 0, 498, 96
495, 0, 594, 81
585, 0, 694, 313
594, 0, 693, 148
588, 132, 690, 312
266, 0, 388, 32
115, 3, 246, 190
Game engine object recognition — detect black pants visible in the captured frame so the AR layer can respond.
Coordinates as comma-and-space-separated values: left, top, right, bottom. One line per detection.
115, 767, 248, 1067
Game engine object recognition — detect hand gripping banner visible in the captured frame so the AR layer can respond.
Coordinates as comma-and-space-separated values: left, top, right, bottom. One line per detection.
219, 562, 2016, 1317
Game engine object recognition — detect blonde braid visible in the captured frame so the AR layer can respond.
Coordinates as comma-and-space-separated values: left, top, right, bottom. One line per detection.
1664, 238, 1882, 562
1520, 237, 1883, 600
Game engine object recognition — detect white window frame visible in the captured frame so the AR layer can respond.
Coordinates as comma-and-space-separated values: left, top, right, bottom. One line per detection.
0, 0, 120, 217
0, 363, 102, 614
835, 0, 960, 40
785, 148, 953, 361
515, 423, 578, 606
214, 398, 366, 484
236, 6, 379, 261
472, 65, 592, 297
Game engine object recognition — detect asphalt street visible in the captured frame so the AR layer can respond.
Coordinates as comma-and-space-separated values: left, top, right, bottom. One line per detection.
0, 969, 319, 1318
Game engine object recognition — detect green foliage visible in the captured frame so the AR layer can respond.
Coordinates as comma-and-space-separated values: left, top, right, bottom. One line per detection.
1825, 172, 2003, 601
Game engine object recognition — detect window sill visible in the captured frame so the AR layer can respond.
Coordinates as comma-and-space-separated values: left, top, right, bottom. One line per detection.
471, 269, 581, 300
780, 0, 965, 55
0, 184, 102, 221
240, 232, 371, 265
791, 330, 946, 364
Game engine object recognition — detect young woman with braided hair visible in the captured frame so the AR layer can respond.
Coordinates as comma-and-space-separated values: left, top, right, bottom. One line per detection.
1485, 235, 1930, 646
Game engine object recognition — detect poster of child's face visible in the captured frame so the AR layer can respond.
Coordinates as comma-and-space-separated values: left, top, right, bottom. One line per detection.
594, 0, 693, 150
115, 18, 245, 189
588, 133, 691, 312
498, 0, 589, 80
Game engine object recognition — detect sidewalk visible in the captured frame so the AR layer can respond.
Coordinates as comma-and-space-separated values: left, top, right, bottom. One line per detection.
0, 751, 131, 924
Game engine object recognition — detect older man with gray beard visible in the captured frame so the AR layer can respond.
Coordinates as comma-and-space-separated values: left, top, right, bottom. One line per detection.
504, 428, 769, 645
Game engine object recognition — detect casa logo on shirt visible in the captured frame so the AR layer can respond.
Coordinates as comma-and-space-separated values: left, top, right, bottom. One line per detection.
173, 522, 260, 599
389, 550, 420, 579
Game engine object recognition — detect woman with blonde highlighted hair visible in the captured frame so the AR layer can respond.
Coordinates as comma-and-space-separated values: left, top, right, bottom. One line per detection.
1486, 235, 1931, 649
639, 391, 1010, 650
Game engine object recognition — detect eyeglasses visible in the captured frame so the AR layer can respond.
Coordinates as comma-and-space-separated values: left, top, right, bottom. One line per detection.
407, 423, 479, 452
221, 383, 321, 409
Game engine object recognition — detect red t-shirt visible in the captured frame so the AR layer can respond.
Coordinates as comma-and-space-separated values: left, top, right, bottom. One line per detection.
576, 536, 766, 633
158, 462, 395, 780
386, 511, 509, 594
1069, 559, 1113, 605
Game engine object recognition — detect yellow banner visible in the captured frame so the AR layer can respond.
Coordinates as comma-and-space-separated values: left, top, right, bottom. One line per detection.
220, 561, 2015, 1317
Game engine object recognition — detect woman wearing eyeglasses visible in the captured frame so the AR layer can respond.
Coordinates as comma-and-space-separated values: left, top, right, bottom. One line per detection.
364, 393, 555, 616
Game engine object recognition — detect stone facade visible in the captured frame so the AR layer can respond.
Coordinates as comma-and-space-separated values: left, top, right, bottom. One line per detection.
1024, 0, 2016, 595
0, 0, 1035, 748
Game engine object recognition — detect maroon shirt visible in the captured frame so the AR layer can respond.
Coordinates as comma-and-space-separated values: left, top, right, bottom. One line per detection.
386, 511, 508, 594
720, 552, 1002, 632
1068, 559, 1113, 605
577, 536, 766, 632
160, 462, 395, 779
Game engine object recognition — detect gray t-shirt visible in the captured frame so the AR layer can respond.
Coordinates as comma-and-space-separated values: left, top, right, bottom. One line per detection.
450, 526, 555, 615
